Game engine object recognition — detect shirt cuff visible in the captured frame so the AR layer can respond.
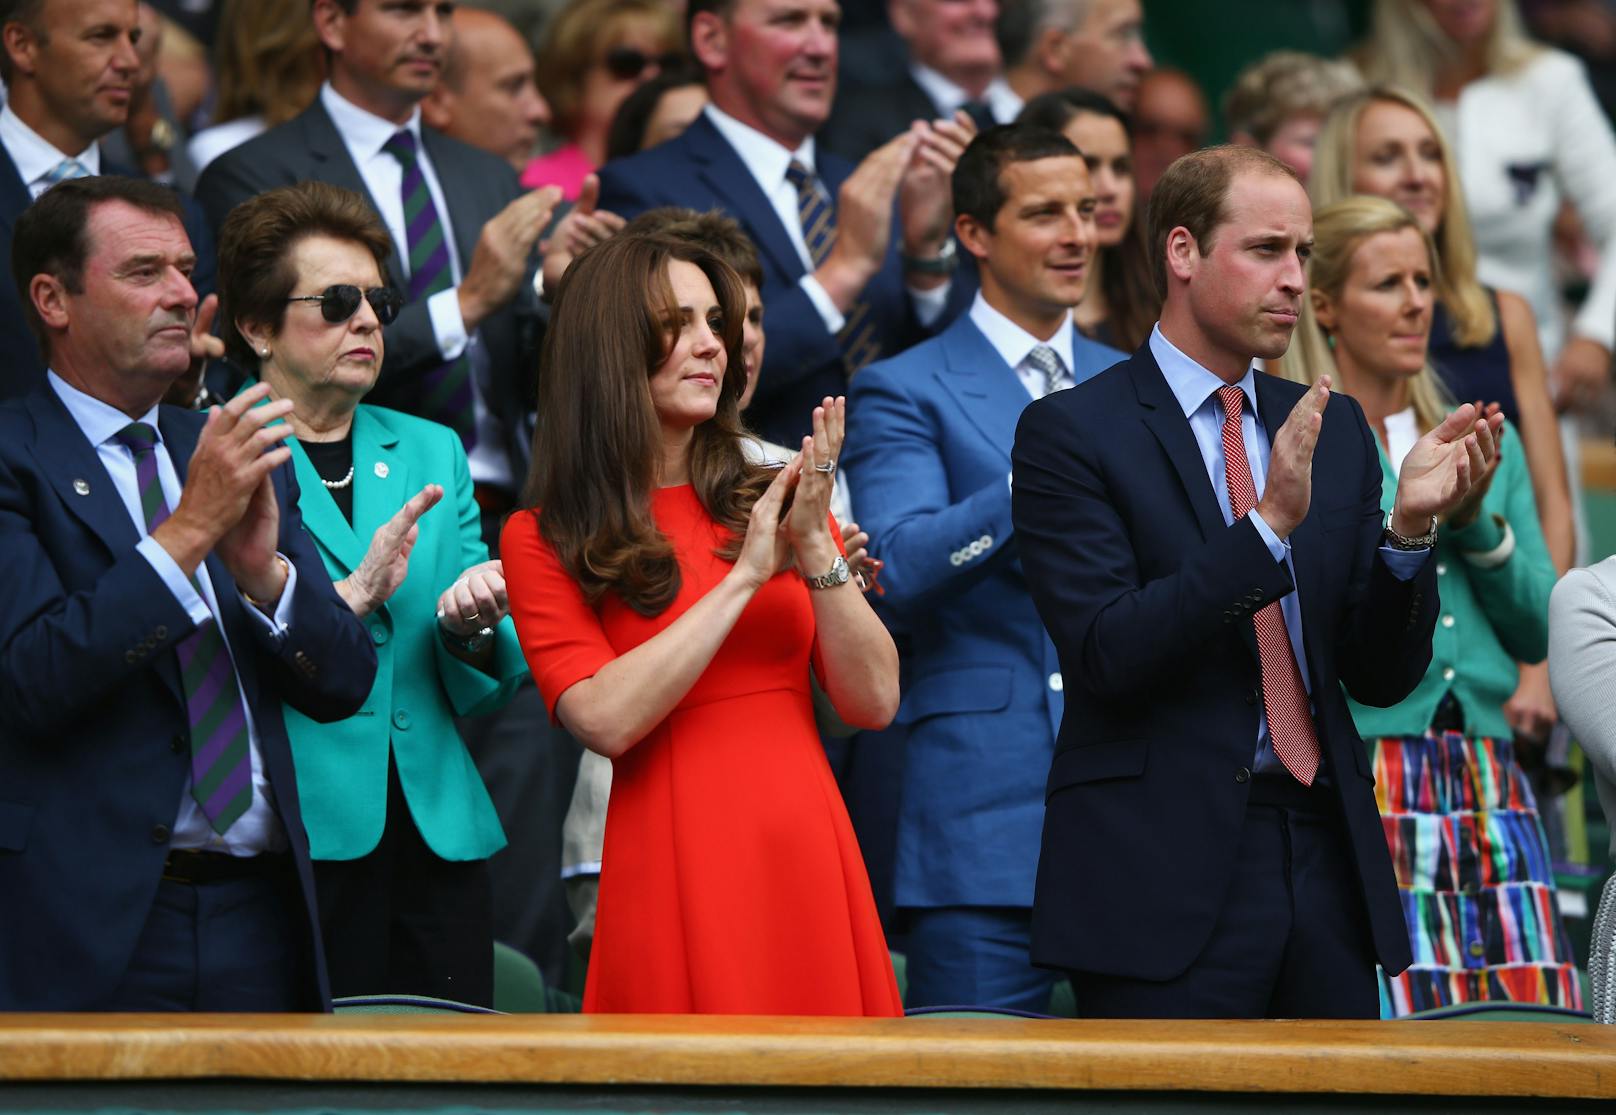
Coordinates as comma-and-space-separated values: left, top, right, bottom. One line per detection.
799, 274, 847, 333
1378, 544, 1430, 581
428, 287, 470, 361
908, 279, 951, 327
137, 535, 211, 626
1246, 509, 1290, 564
239, 553, 297, 646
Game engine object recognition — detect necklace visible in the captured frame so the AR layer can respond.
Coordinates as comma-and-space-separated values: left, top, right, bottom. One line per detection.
321, 464, 356, 491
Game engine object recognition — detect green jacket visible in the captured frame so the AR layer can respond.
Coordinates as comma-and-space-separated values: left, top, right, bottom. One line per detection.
281, 404, 527, 861
1346, 419, 1553, 741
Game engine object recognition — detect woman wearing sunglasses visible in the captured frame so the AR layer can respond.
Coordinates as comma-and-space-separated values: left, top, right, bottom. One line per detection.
216, 182, 529, 1007
526, 0, 684, 199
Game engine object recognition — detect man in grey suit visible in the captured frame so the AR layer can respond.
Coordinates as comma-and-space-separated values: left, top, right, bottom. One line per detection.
195, 0, 559, 520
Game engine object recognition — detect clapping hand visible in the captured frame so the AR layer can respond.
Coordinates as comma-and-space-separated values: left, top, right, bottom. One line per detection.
1254, 376, 1330, 539
784, 396, 846, 573
438, 559, 509, 638
1392, 401, 1504, 535
540, 174, 625, 298
335, 483, 443, 617
1442, 401, 1505, 529
899, 110, 976, 261
841, 520, 882, 593
731, 458, 799, 590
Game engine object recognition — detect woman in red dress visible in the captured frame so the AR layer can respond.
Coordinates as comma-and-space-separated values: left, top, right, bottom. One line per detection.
502, 231, 903, 1015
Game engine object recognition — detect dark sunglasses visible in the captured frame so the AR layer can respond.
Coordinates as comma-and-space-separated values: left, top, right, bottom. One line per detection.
285, 284, 403, 326
603, 46, 683, 81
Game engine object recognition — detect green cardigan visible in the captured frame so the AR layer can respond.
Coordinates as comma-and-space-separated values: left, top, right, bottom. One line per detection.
280, 403, 528, 861
1345, 418, 1553, 741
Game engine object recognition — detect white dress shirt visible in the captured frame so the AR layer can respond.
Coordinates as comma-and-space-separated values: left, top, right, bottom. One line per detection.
909, 64, 1021, 125
702, 104, 948, 330
968, 292, 1077, 399
319, 83, 510, 487
0, 104, 100, 198
49, 372, 295, 854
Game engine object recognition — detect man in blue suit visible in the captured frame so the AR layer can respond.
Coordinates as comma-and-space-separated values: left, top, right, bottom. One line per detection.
596, 0, 975, 447
0, 176, 375, 1011
1011, 146, 1502, 1017
844, 125, 1123, 1010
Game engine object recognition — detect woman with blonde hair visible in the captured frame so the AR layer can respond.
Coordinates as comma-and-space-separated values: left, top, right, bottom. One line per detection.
1274, 196, 1578, 1015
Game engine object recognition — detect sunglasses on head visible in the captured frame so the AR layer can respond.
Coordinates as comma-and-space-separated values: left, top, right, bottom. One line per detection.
285, 284, 403, 326
603, 46, 683, 81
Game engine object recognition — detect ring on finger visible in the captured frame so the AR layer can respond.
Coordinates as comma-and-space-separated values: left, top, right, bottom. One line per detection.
814, 459, 836, 475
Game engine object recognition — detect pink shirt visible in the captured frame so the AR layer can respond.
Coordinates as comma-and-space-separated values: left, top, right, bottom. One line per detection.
520, 142, 594, 200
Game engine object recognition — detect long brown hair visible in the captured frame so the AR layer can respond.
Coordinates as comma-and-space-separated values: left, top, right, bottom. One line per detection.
520, 231, 772, 616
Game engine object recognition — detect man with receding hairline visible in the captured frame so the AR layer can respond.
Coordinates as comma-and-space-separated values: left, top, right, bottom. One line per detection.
1000, 0, 1152, 113
421, 6, 551, 171
1011, 145, 1503, 1017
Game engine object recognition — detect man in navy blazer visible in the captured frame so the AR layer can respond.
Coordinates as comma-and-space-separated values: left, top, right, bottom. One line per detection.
1011, 146, 1502, 1017
0, 177, 375, 1011
596, 0, 975, 448
845, 126, 1123, 1010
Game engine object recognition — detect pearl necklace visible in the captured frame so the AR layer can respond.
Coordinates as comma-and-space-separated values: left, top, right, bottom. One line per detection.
321, 464, 356, 491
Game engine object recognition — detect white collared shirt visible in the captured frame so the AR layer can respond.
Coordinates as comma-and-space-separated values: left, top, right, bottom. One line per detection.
968, 292, 1076, 399
47, 372, 296, 855
0, 104, 100, 198
909, 64, 1021, 125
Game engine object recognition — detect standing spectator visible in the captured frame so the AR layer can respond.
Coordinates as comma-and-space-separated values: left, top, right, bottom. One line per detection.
1000, 0, 1152, 112
526, 0, 682, 199
423, 7, 552, 173
1129, 67, 1209, 199
1273, 196, 1577, 1014
1224, 50, 1364, 181
1018, 87, 1158, 349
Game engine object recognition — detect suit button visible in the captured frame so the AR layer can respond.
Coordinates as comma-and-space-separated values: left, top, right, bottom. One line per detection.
979, 534, 993, 549
154, 625, 167, 640
371, 625, 389, 645
1235, 767, 1251, 784
125, 650, 139, 664
1048, 672, 1063, 692
170, 734, 186, 754
151, 824, 170, 844
393, 709, 412, 730
949, 552, 963, 567
1436, 562, 1448, 576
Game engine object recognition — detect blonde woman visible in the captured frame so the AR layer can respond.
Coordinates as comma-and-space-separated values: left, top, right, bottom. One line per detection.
1355, 0, 1616, 410
1274, 196, 1578, 1015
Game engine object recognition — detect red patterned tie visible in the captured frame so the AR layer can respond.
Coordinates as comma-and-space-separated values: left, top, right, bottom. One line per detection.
1217, 386, 1320, 786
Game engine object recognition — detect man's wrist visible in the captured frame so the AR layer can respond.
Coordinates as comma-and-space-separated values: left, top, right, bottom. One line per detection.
1389, 506, 1431, 539
149, 515, 213, 577
456, 282, 489, 334
815, 254, 877, 313
240, 555, 290, 610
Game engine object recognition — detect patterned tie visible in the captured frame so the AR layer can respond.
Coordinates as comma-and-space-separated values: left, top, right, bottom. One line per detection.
1216, 386, 1321, 786
785, 159, 883, 374
960, 100, 997, 132
38, 157, 90, 194
113, 422, 255, 832
381, 129, 476, 447
1025, 344, 1067, 397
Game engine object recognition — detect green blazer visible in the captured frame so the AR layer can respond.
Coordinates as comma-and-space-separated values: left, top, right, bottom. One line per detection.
282, 404, 527, 861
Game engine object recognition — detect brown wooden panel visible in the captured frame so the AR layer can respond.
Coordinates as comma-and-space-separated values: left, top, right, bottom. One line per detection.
1583, 439, 1616, 491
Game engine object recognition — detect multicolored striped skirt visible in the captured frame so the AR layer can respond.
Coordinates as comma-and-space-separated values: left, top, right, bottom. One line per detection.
1369, 731, 1582, 1016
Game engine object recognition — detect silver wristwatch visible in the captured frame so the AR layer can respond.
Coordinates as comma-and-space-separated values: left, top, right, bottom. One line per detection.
1383, 514, 1438, 551
804, 555, 851, 590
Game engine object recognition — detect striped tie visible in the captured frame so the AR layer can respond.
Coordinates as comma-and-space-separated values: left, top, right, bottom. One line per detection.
1025, 344, 1066, 397
381, 129, 476, 447
1217, 386, 1321, 786
38, 157, 90, 193
113, 422, 255, 832
785, 159, 883, 374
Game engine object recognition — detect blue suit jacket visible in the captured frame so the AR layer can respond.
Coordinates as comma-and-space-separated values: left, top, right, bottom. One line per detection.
1010, 345, 1433, 981
844, 313, 1124, 908
596, 112, 972, 446
0, 389, 376, 1010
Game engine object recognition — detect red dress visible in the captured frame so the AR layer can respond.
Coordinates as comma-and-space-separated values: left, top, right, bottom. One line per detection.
502, 485, 902, 1016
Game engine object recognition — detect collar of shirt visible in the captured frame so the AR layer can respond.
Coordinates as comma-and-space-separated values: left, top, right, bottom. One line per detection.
704, 103, 815, 194
969, 291, 1075, 375
0, 103, 100, 189
320, 81, 424, 162
909, 63, 1019, 125
47, 369, 160, 449
1150, 322, 1259, 424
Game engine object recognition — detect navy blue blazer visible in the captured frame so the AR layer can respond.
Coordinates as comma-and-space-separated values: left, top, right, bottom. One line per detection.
0, 389, 376, 1010
1010, 345, 1433, 981
845, 313, 1124, 908
595, 112, 972, 446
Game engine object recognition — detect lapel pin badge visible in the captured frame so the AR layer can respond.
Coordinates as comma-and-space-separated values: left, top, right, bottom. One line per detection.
374, 462, 389, 478
72, 478, 90, 495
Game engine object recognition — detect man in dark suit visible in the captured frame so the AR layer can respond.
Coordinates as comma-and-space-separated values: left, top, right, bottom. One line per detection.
0, 176, 375, 1011
1011, 146, 1502, 1018
596, 0, 975, 447
845, 125, 1122, 1010
0, 0, 217, 401
195, 0, 560, 523
820, 0, 1016, 164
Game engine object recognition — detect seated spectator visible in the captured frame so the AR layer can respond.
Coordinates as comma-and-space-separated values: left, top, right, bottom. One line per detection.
526, 0, 683, 199
1273, 195, 1578, 1015
1129, 67, 1208, 199
1000, 0, 1152, 112
423, 7, 552, 172
1017, 87, 1157, 349
217, 181, 529, 1006
1223, 49, 1363, 181
822, 0, 1016, 163
604, 63, 708, 161
186, 0, 323, 177
0, 175, 374, 1010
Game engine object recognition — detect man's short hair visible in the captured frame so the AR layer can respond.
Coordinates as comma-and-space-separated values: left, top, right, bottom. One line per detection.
685, 0, 738, 47
0, 0, 48, 85
1146, 145, 1299, 294
952, 124, 1082, 230
997, 0, 1090, 71
10, 176, 187, 357
623, 206, 764, 290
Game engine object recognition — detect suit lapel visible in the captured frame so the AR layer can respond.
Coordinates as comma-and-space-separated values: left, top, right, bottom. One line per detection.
303, 103, 409, 287
24, 390, 141, 558
0, 146, 33, 238
933, 317, 1031, 463
421, 127, 483, 276
1131, 350, 1226, 541
686, 116, 806, 282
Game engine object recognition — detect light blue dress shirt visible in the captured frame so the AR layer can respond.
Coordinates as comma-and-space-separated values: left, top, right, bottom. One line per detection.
49, 372, 296, 853
1148, 327, 1427, 772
